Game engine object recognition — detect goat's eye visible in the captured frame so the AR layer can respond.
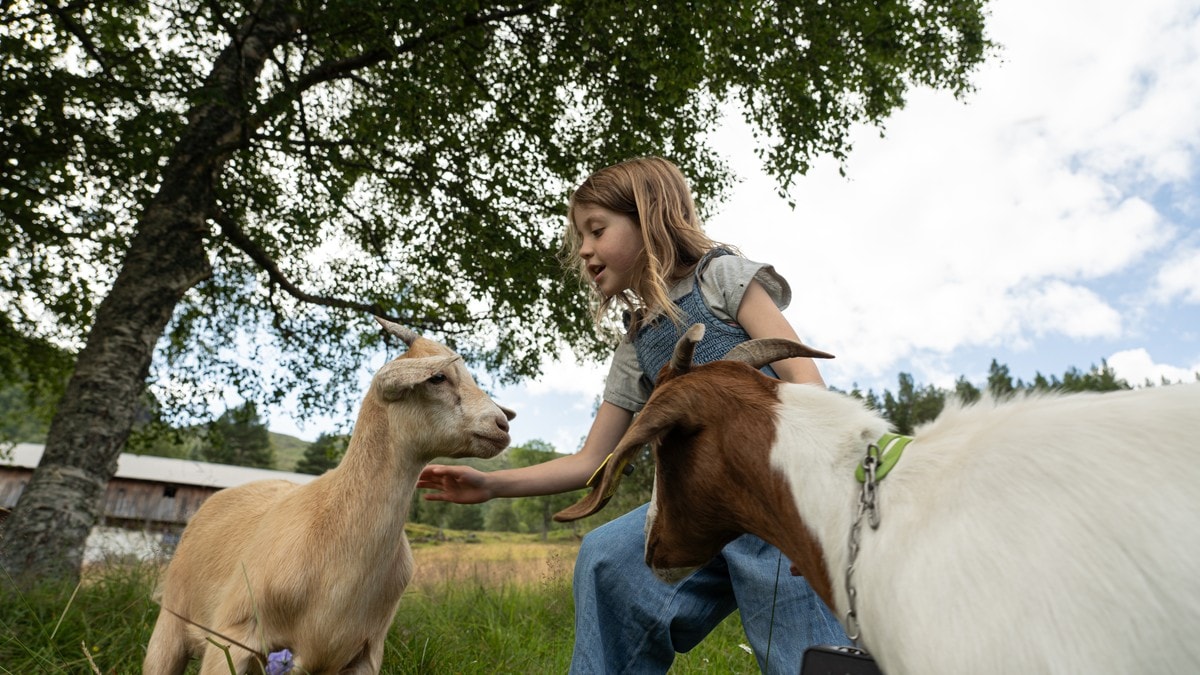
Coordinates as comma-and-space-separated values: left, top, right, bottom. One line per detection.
427, 373, 447, 384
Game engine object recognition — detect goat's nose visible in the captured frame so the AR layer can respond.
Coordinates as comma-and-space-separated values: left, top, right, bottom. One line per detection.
495, 412, 510, 433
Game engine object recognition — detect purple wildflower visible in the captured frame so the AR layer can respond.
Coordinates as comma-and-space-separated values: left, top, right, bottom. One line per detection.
266, 648, 294, 675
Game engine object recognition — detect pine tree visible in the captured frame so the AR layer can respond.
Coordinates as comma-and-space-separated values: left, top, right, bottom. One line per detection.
295, 433, 348, 475
201, 402, 274, 468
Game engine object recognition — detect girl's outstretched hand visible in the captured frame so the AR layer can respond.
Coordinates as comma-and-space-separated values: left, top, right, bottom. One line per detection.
417, 464, 493, 504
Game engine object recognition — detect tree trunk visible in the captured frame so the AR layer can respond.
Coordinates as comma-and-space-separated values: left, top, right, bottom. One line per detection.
0, 5, 300, 584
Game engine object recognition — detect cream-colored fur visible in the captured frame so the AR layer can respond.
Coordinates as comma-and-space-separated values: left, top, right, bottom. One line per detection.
143, 320, 513, 675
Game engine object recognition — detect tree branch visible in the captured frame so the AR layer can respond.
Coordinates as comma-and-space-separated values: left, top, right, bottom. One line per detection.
201, 0, 239, 38
248, 1, 548, 130
210, 207, 430, 328
41, 0, 112, 78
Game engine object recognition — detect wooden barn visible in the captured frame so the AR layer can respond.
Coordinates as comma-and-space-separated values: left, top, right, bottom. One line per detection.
0, 443, 317, 561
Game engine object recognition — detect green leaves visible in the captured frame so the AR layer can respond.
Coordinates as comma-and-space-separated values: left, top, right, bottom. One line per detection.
1, 0, 994, 422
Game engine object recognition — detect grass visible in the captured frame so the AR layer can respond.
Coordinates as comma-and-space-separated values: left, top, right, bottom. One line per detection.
0, 534, 762, 673
0, 563, 162, 673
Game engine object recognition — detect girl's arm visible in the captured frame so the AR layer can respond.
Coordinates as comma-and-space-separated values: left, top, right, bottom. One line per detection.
417, 401, 634, 503
736, 278, 826, 387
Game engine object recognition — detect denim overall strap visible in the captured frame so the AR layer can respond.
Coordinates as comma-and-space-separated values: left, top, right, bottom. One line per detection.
634, 249, 779, 386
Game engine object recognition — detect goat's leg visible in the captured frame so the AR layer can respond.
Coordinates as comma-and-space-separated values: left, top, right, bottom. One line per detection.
143, 610, 191, 675
335, 629, 389, 674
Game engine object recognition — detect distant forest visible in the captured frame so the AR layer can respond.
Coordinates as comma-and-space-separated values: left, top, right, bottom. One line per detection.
2, 357, 1188, 536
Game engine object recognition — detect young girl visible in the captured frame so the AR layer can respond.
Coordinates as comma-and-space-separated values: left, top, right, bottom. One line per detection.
417, 156, 848, 673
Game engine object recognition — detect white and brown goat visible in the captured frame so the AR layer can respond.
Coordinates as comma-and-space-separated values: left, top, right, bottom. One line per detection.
557, 324, 1200, 675
144, 318, 514, 675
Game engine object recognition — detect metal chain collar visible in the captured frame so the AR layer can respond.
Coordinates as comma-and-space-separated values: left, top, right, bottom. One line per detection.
844, 442, 882, 645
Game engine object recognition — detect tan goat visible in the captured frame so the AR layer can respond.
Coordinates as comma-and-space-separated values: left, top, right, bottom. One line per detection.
557, 324, 1200, 675
144, 318, 514, 675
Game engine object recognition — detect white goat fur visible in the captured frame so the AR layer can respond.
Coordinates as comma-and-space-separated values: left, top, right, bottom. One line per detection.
769, 383, 1200, 674
559, 327, 1200, 675
143, 319, 514, 675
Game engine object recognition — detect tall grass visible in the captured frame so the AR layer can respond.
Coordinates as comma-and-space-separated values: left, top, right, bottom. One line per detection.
0, 541, 761, 673
0, 562, 160, 673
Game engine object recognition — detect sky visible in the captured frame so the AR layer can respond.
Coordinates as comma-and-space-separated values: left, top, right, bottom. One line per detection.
271, 0, 1200, 451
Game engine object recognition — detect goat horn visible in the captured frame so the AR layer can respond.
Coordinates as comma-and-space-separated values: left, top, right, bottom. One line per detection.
375, 317, 419, 346
723, 338, 835, 370
668, 324, 707, 374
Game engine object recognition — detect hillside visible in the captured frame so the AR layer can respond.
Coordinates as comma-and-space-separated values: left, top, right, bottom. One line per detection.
269, 431, 311, 472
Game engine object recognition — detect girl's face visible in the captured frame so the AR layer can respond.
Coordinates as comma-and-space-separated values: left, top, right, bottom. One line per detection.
573, 203, 644, 298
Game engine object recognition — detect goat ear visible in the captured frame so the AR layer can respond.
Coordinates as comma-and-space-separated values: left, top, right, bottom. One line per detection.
375, 316, 419, 347
376, 355, 460, 401
554, 402, 683, 522
724, 338, 835, 370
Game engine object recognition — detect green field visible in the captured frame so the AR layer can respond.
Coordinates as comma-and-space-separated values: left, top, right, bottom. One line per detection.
0, 531, 763, 673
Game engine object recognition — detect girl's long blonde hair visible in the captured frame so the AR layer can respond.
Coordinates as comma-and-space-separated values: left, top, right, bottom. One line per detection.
562, 156, 731, 333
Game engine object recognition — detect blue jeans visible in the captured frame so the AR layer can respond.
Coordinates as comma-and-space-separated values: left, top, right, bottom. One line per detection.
571, 503, 849, 674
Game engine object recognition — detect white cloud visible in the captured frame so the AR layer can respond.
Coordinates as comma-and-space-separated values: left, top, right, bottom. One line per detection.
705, 0, 1198, 383
1108, 348, 1200, 385
520, 346, 607, 397
985, 0, 1200, 185
1154, 247, 1200, 304
1020, 281, 1123, 340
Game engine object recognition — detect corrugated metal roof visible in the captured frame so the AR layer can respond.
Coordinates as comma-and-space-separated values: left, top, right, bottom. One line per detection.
3, 443, 319, 489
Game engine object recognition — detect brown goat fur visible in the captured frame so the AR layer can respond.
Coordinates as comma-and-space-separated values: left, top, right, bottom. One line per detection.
560, 359, 835, 606
555, 324, 838, 604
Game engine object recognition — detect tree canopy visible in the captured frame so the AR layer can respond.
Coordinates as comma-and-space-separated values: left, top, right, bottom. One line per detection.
0, 0, 992, 582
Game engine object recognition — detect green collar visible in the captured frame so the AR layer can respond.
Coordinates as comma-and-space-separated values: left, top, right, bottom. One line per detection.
855, 432, 913, 483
